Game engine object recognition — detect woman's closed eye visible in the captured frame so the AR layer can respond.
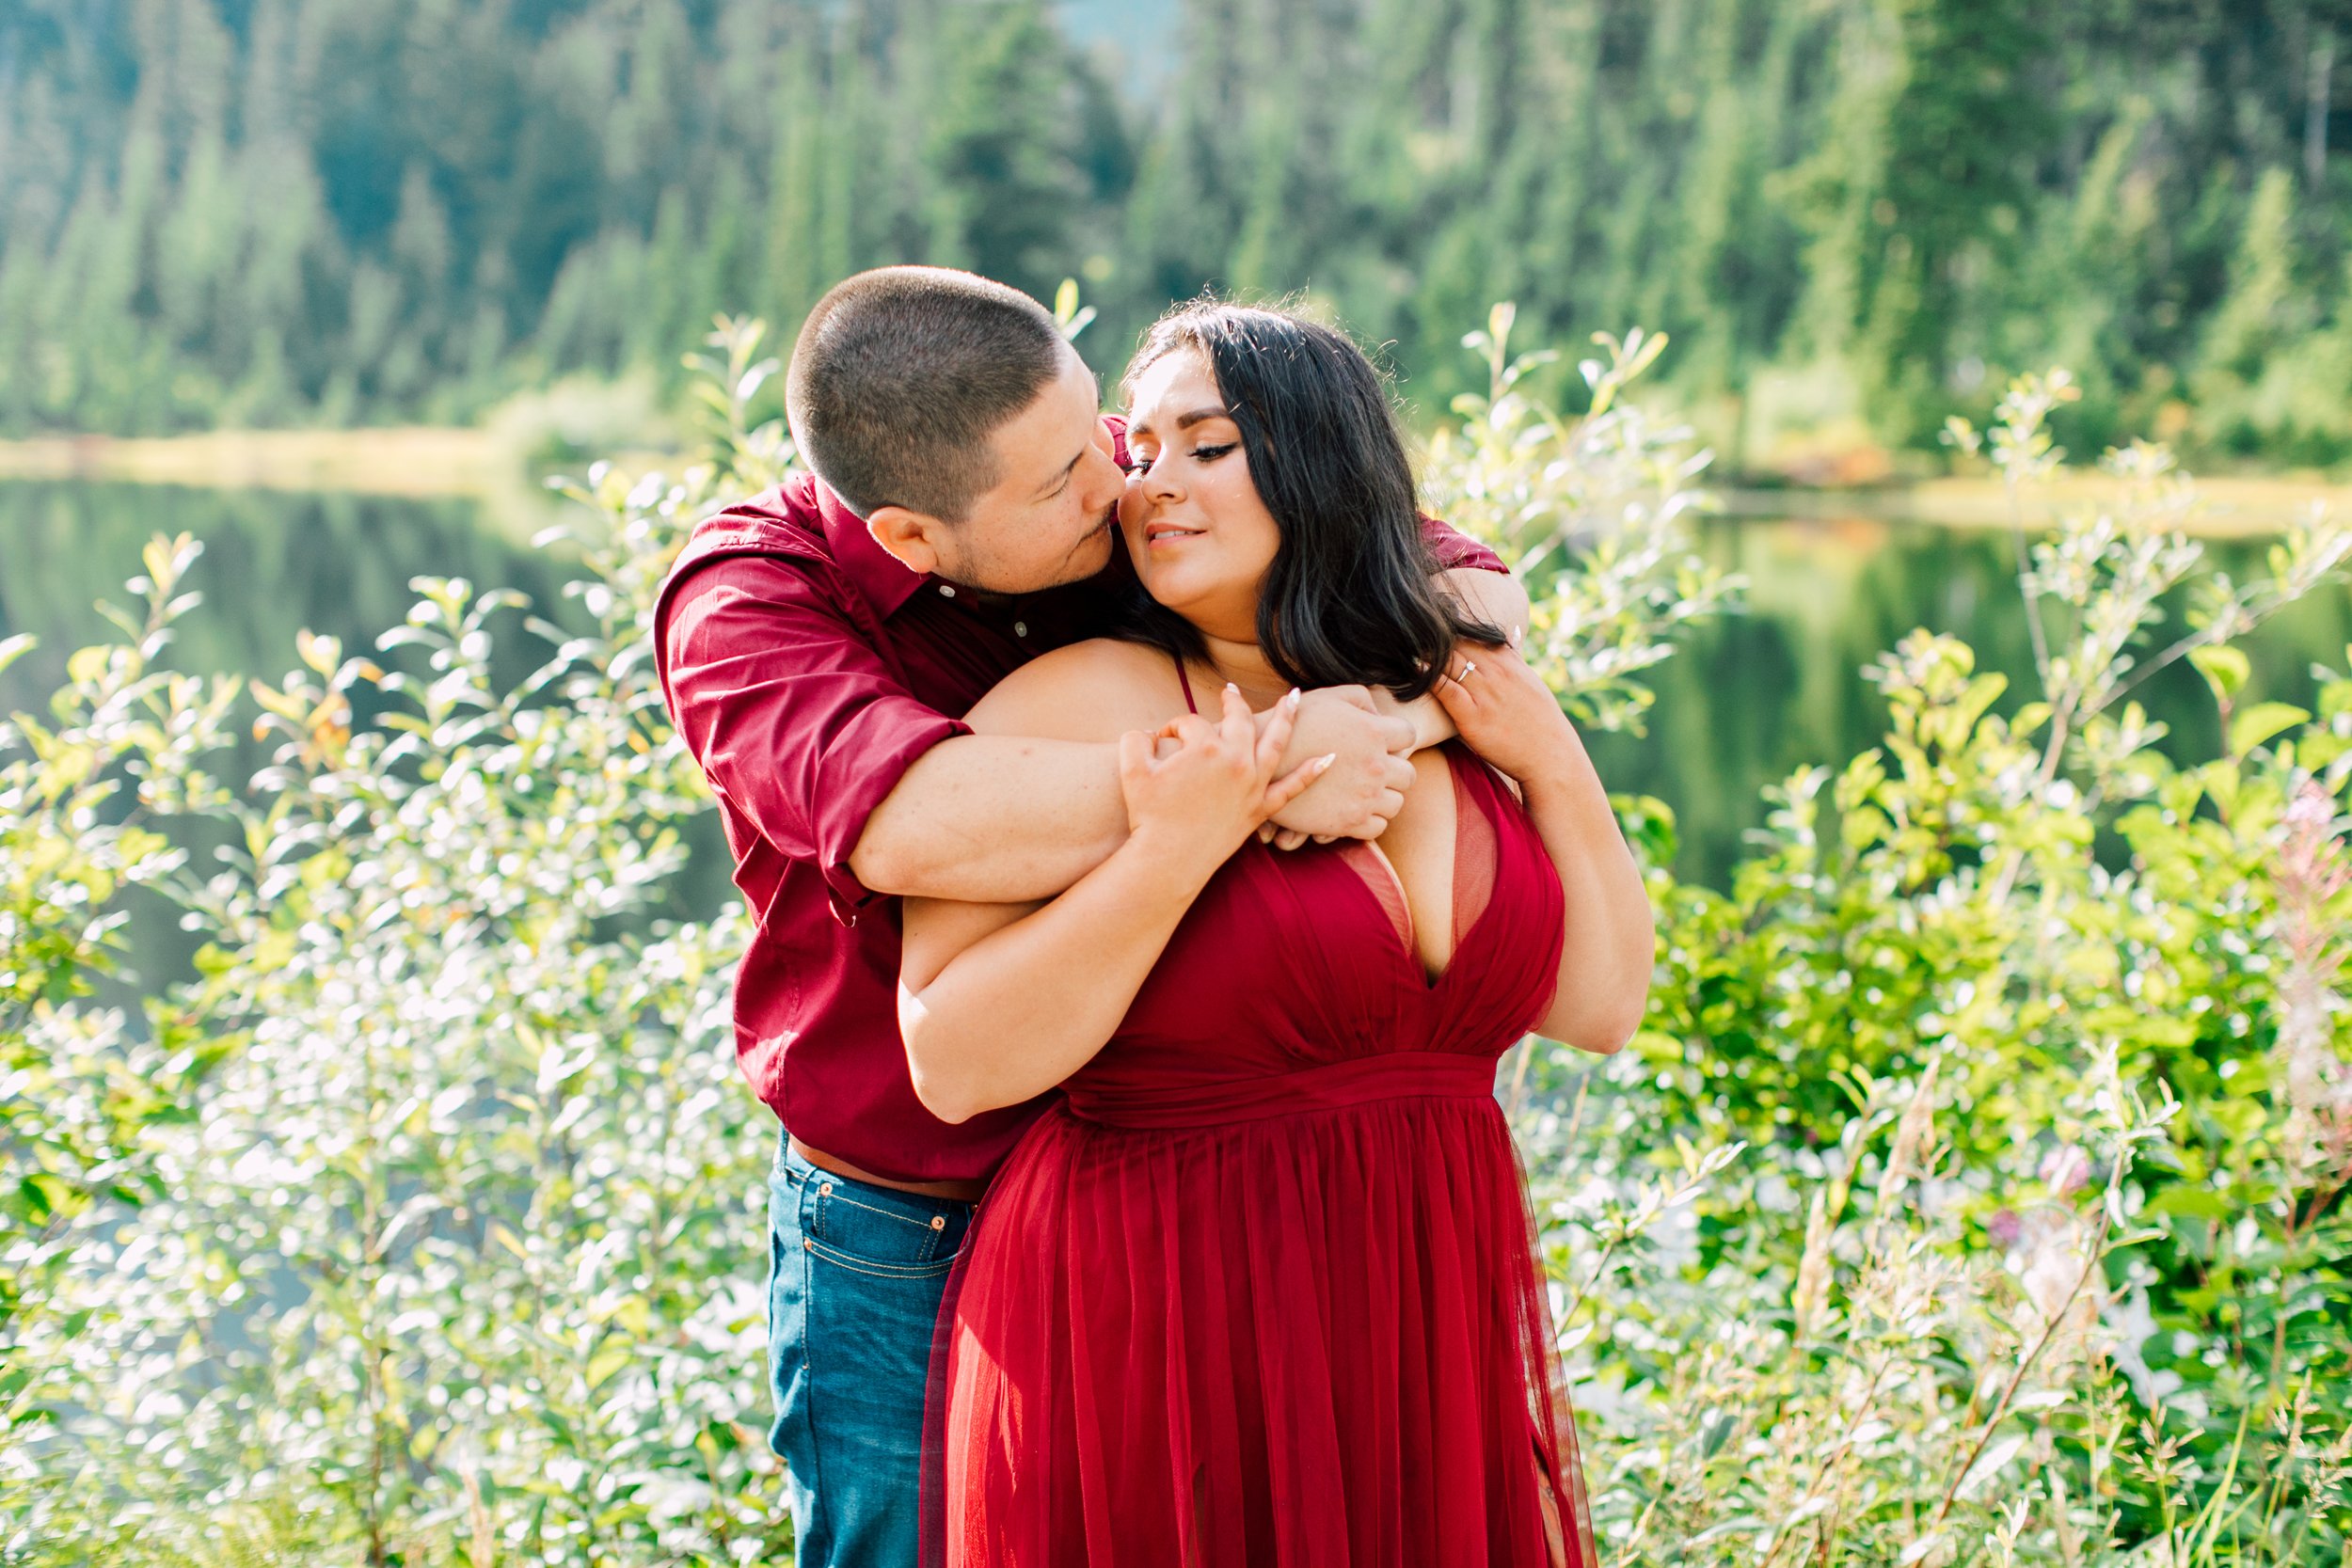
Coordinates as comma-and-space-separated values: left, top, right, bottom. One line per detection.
1130, 440, 1232, 471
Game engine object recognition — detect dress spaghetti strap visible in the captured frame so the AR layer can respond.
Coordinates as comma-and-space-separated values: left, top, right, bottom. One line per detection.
1172, 655, 1199, 715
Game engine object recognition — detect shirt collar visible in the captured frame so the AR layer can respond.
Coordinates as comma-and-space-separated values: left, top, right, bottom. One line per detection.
811, 472, 932, 622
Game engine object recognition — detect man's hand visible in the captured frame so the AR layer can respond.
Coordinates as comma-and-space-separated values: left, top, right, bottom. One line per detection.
1253, 686, 1414, 842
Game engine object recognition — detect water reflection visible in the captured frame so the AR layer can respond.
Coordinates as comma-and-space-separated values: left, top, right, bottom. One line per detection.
0, 482, 571, 706
0, 481, 633, 1001
5, 482, 2346, 916
1588, 513, 2352, 882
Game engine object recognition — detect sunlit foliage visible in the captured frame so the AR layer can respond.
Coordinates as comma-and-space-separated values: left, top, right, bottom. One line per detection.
2, 314, 2348, 1565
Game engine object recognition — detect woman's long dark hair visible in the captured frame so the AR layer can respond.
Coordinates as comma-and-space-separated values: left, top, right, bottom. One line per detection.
1117, 300, 1502, 700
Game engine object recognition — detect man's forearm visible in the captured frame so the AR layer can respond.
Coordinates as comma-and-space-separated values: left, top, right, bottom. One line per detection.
850, 735, 1127, 903
1372, 689, 1455, 752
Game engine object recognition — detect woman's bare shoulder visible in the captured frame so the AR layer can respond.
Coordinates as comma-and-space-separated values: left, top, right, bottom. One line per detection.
961, 638, 1185, 741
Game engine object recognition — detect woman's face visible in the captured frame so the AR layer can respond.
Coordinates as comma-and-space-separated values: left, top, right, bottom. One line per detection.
1120, 347, 1280, 644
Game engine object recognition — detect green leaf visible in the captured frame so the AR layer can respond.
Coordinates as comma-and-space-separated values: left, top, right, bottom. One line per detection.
2228, 701, 2309, 758
585, 1347, 631, 1390
66, 644, 112, 687
16, 1171, 69, 1223
2146, 1185, 2232, 1220
2189, 643, 2250, 705
1955, 1432, 2029, 1500
2198, 757, 2242, 815
1698, 1406, 1734, 1459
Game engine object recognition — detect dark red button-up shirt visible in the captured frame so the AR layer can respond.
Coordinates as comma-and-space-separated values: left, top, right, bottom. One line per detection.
653, 421, 1505, 1184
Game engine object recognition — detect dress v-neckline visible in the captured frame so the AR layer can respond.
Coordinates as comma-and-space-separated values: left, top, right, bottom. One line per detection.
1330, 747, 1503, 993
1171, 656, 1505, 992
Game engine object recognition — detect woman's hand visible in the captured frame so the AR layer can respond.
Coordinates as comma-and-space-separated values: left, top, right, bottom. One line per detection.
1430, 637, 1582, 784
1120, 684, 1330, 882
901, 685, 1327, 1126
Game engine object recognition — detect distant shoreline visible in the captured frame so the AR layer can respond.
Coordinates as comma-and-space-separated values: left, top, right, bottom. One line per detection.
0, 428, 507, 498
1710, 476, 2339, 538
0, 428, 2334, 537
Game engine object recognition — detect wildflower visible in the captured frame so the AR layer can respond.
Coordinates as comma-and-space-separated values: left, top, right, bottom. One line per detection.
1792, 1185, 1834, 1340
2038, 1143, 2091, 1196
1883, 1054, 1942, 1193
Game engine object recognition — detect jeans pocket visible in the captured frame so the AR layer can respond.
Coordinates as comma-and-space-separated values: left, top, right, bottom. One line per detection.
803, 1171, 966, 1275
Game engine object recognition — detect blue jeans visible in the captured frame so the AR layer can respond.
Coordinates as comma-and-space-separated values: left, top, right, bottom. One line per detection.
766, 1133, 974, 1568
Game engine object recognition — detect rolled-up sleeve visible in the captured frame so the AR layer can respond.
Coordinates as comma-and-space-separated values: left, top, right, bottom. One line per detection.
662, 559, 966, 917
1419, 514, 1507, 574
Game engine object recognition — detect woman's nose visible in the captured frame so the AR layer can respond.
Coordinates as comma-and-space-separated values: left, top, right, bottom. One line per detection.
1137, 453, 1182, 502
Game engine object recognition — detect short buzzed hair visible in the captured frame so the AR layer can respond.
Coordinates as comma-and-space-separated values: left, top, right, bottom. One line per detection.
785, 266, 1068, 521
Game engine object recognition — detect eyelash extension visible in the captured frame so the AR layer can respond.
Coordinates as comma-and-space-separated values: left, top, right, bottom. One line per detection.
1130, 441, 1233, 470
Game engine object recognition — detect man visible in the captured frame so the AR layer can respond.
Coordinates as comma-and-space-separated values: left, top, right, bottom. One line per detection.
651, 266, 1524, 1568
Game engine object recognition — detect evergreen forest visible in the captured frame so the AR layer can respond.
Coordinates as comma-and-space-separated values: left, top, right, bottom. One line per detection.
8, 0, 2352, 472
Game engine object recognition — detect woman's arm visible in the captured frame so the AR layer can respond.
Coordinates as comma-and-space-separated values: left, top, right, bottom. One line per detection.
1432, 641, 1653, 1053
899, 678, 1326, 1124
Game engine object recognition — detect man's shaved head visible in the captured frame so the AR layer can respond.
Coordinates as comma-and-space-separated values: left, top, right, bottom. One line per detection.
785, 266, 1069, 522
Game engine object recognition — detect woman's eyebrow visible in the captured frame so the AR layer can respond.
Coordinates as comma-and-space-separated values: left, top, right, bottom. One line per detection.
1126, 406, 1230, 440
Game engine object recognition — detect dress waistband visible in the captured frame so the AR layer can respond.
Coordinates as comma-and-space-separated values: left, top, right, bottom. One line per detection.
1062, 1053, 1500, 1131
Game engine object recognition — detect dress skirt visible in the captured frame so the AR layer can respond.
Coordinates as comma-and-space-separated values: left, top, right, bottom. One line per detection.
932, 1053, 1590, 1567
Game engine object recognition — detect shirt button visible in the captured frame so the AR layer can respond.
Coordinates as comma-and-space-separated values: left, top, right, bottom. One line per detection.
938, 584, 956, 598
1013, 621, 1028, 638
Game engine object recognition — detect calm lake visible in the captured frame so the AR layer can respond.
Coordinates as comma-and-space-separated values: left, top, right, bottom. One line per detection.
5, 476, 2348, 942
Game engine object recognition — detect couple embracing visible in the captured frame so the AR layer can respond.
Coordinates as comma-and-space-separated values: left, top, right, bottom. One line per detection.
652, 267, 1654, 1567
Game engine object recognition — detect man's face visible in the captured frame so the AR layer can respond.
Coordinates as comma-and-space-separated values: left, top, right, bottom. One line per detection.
921, 347, 1125, 595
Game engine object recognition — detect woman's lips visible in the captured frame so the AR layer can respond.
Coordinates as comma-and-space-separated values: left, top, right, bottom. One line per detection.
1145, 524, 1203, 546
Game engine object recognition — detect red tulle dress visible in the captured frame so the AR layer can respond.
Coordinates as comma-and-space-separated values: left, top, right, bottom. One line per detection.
931, 673, 1596, 1568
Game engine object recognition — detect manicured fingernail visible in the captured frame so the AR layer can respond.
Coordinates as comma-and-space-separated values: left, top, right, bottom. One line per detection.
1285, 688, 1302, 711
1316, 752, 1337, 771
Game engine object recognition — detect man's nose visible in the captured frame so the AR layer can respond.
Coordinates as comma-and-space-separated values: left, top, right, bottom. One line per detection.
1085, 447, 1129, 510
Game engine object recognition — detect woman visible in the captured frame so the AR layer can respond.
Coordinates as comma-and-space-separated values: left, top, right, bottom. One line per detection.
898, 302, 1653, 1565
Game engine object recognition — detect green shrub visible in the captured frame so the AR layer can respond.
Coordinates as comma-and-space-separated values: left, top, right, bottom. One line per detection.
1, 312, 2346, 1566
1466, 343, 2352, 1565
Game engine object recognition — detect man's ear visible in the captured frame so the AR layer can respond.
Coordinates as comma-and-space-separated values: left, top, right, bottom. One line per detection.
866, 505, 949, 578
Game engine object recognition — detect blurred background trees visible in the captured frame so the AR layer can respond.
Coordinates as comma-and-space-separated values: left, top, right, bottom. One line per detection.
8, 0, 2352, 472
